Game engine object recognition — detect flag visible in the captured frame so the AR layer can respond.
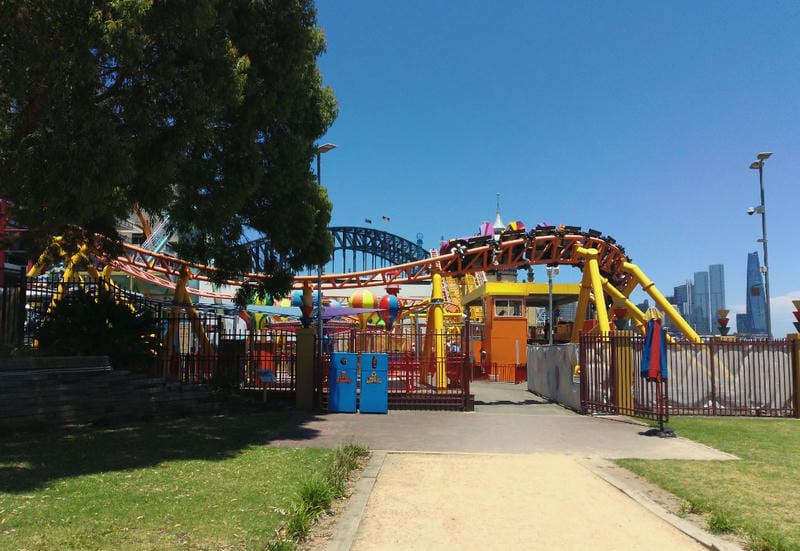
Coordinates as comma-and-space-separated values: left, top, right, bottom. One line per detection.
364, 218, 372, 224
382, 216, 391, 222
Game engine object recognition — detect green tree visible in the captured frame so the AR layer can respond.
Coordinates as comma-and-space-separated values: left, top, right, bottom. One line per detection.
0, 0, 337, 298
36, 289, 161, 371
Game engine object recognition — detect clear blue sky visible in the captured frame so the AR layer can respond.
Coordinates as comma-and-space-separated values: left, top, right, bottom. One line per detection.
313, 1, 800, 336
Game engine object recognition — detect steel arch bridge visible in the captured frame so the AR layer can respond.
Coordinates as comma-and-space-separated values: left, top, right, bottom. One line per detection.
328, 226, 428, 273
245, 226, 428, 275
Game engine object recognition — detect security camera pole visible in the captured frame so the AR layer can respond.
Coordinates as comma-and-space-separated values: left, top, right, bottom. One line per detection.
749, 152, 772, 339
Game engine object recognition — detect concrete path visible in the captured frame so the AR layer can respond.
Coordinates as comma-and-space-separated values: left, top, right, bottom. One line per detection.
267, 382, 742, 551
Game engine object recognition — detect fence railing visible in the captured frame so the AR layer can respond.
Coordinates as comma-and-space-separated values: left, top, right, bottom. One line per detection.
1, 269, 27, 350
580, 333, 799, 418
156, 319, 471, 409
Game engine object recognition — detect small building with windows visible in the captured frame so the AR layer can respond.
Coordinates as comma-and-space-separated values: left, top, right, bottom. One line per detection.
461, 280, 581, 369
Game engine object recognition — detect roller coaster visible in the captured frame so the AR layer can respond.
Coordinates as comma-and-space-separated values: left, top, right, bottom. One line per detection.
25, 221, 701, 344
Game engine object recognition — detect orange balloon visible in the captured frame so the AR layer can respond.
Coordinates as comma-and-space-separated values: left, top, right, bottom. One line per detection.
349, 290, 375, 330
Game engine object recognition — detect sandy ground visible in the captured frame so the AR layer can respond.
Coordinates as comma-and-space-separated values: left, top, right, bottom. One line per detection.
287, 383, 744, 551
299, 453, 744, 551
347, 453, 706, 551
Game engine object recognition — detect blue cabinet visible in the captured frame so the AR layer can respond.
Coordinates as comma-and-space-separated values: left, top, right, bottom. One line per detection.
359, 353, 388, 414
328, 352, 357, 413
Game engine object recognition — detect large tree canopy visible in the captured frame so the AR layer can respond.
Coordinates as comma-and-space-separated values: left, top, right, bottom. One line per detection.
0, 0, 337, 296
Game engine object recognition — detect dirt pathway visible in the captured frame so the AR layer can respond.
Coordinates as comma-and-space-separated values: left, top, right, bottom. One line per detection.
347, 453, 708, 551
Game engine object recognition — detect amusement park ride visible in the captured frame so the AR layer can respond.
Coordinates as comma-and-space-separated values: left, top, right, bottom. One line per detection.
6, 204, 707, 394
22, 215, 701, 344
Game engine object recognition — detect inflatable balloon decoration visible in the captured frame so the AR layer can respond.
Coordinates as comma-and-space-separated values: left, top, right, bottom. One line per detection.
379, 294, 401, 331
349, 289, 375, 331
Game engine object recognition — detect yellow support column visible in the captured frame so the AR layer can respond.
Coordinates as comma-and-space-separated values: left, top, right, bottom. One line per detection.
622, 262, 701, 343
431, 270, 447, 392
27, 236, 65, 277
571, 267, 594, 343
611, 330, 634, 414
576, 247, 610, 334
601, 278, 648, 336
173, 268, 213, 356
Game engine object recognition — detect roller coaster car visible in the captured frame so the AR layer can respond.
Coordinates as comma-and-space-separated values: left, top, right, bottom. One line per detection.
439, 238, 469, 256
500, 221, 526, 241
557, 225, 582, 236
532, 225, 556, 237
464, 234, 495, 249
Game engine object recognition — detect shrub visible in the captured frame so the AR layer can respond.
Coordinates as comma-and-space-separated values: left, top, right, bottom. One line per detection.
35, 289, 160, 370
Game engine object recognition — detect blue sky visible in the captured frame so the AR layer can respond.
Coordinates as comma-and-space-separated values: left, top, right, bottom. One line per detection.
313, 1, 800, 336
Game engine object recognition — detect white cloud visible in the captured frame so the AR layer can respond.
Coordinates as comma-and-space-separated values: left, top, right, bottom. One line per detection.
771, 291, 800, 338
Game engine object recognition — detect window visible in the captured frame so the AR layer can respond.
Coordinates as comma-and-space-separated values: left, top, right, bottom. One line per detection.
494, 299, 523, 318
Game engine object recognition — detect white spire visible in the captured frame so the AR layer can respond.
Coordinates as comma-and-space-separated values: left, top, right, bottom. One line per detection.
493, 192, 504, 235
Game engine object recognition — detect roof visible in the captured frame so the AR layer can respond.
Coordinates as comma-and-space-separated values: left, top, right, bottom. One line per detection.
461, 281, 581, 308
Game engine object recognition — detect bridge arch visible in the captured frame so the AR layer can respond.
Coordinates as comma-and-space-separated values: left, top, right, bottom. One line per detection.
328, 226, 428, 273
244, 226, 429, 275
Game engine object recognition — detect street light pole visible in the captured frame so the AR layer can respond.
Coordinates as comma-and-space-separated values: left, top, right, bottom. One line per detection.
546, 266, 559, 345
749, 152, 772, 339
316, 143, 336, 406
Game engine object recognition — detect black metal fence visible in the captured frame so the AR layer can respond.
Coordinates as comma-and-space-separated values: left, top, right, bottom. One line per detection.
160, 311, 298, 402
10, 275, 470, 408
23, 276, 170, 351
0, 269, 27, 350
155, 311, 472, 410
580, 333, 798, 418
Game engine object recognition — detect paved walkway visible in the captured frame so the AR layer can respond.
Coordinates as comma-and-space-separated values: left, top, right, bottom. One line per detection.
268, 382, 742, 550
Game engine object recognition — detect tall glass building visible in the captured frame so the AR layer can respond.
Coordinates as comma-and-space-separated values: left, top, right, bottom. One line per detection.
692, 271, 711, 335
673, 282, 691, 318
665, 282, 691, 331
745, 251, 767, 335
709, 264, 726, 324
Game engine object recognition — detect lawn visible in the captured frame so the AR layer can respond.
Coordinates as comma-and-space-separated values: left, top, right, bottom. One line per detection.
616, 417, 800, 551
0, 413, 344, 550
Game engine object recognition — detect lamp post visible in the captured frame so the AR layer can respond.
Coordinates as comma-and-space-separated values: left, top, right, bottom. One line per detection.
749, 151, 772, 339
316, 143, 336, 406
546, 266, 559, 345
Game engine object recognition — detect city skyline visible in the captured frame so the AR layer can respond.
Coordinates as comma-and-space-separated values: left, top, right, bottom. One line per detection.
666, 253, 774, 336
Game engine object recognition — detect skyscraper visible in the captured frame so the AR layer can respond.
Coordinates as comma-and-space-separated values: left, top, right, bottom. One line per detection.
665, 281, 692, 331
673, 282, 691, 318
692, 271, 711, 335
709, 264, 726, 324
744, 251, 767, 335
736, 313, 750, 334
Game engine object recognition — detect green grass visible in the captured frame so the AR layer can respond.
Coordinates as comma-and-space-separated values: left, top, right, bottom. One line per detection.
269, 443, 370, 550
0, 413, 366, 550
616, 417, 800, 551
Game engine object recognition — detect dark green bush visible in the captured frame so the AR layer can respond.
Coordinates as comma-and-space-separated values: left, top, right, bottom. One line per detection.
35, 289, 160, 370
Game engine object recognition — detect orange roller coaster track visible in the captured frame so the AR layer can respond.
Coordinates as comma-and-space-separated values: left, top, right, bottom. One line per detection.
107, 228, 630, 291
30, 226, 701, 342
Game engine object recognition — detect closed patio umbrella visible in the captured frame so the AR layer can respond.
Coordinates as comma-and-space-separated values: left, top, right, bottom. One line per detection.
641, 316, 667, 382
641, 309, 674, 437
